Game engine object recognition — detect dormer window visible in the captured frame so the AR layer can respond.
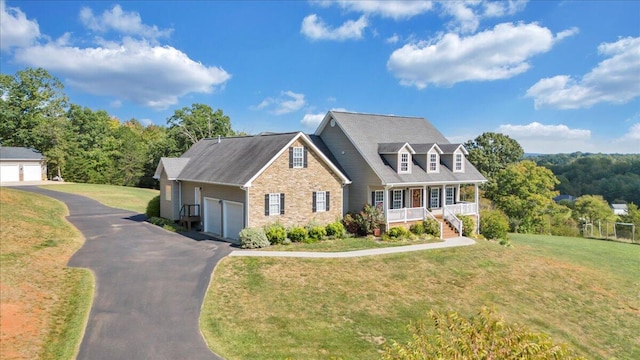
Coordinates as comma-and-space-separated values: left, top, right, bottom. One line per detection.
454, 153, 464, 172
399, 152, 411, 174
428, 152, 439, 173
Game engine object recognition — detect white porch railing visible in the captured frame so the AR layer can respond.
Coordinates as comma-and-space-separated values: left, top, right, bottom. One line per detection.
444, 206, 463, 236
387, 207, 425, 222
444, 202, 477, 215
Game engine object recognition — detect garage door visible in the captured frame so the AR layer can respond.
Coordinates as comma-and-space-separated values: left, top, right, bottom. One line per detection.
0, 165, 19, 182
23, 164, 42, 181
204, 198, 222, 236
223, 201, 244, 242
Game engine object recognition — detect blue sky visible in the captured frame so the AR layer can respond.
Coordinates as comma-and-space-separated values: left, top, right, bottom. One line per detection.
1, 0, 638, 153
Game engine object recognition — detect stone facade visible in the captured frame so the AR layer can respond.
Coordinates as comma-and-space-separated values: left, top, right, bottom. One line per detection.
248, 138, 344, 228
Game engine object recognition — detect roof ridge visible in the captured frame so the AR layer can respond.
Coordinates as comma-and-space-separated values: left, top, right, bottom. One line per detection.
330, 110, 425, 120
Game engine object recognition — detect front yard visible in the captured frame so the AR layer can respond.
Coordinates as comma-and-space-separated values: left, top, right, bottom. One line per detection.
201, 234, 640, 359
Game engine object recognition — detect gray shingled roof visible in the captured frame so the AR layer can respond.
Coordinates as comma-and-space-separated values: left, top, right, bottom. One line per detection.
326, 111, 486, 185
378, 142, 410, 154
155, 158, 190, 180
176, 133, 299, 186
0, 146, 44, 160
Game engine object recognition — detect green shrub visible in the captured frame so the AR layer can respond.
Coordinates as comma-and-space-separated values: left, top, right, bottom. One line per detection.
239, 228, 270, 249
386, 226, 410, 240
342, 213, 360, 235
308, 225, 327, 241
287, 226, 308, 242
145, 195, 160, 218
148, 216, 184, 232
358, 204, 385, 235
325, 221, 345, 238
458, 215, 475, 236
382, 307, 584, 360
264, 222, 287, 245
480, 209, 509, 240
423, 219, 441, 238
409, 222, 425, 235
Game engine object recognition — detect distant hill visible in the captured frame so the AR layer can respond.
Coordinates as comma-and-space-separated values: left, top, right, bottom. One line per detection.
526, 153, 640, 205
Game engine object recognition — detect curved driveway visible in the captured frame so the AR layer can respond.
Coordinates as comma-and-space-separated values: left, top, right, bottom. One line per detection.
18, 187, 231, 360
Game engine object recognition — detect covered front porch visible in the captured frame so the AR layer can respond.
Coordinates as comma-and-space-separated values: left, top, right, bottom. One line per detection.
373, 183, 481, 237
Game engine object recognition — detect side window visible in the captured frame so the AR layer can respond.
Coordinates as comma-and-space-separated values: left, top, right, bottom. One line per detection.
265, 193, 285, 216
289, 146, 307, 168
165, 184, 172, 201
313, 191, 330, 212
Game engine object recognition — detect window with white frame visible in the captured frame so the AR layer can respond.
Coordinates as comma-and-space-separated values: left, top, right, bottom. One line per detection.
392, 190, 403, 209
399, 152, 410, 173
315, 191, 326, 212
268, 193, 281, 216
374, 190, 384, 207
455, 153, 464, 172
445, 187, 455, 205
292, 146, 304, 168
429, 152, 439, 172
430, 188, 440, 208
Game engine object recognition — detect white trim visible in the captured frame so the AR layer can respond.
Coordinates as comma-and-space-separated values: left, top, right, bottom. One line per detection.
315, 191, 327, 212
373, 190, 384, 207
454, 151, 465, 173
292, 146, 304, 168
392, 189, 403, 209
268, 193, 281, 216
427, 151, 440, 173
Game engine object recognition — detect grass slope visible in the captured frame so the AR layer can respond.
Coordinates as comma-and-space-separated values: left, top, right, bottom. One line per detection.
42, 183, 158, 214
201, 234, 640, 359
0, 188, 93, 360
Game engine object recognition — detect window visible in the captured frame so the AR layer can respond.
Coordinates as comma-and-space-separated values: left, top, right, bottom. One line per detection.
455, 153, 464, 172
392, 190, 403, 209
429, 153, 439, 172
266, 193, 284, 216
445, 187, 455, 205
374, 190, 384, 207
165, 184, 172, 201
399, 153, 410, 173
292, 146, 304, 168
430, 188, 440, 209
313, 191, 330, 212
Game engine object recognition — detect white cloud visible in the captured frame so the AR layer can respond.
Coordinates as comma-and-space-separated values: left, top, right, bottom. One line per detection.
79, 5, 172, 40
386, 33, 400, 44
620, 123, 640, 141
497, 122, 595, 153
526, 36, 640, 109
255, 91, 306, 115
300, 107, 348, 129
301, 112, 326, 128
441, 0, 528, 34
330, 0, 434, 20
301, 14, 368, 41
0, 0, 40, 51
14, 37, 231, 110
498, 122, 591, 139
387, 22, 566, 88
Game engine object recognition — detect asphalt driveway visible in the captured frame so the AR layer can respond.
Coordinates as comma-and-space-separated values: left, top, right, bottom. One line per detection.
18, 187, 231, 360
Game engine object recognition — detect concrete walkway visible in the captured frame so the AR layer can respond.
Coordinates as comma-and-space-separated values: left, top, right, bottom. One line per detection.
11, 186, 230, 360
230, 237, 475, 258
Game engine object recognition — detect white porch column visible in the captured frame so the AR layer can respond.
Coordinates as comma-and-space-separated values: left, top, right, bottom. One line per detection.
475, 183, 480, 234
441, 184, 446, 208
456, 184, 461, 203
384, 185, 390, 230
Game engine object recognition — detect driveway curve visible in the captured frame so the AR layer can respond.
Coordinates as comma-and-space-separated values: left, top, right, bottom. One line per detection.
17, 186, 231, 360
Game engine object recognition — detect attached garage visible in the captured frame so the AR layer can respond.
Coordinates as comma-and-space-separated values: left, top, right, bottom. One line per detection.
203, 197, 243, 242
0, 147, 46, 184
0, 165, 19, 182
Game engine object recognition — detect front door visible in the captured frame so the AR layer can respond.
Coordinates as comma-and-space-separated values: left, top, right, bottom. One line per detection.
411, 189, 422, 208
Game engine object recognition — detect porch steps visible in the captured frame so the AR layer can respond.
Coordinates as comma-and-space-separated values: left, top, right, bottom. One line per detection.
434, 215, 460, 239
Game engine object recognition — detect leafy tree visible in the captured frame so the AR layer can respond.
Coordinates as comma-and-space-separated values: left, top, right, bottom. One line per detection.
167, 104, 232, 152
464, 132, 524, 181
0, 68, 70, 178
382, 308, 584, 360
573, 195, 616, 225
487, 160, 559, 233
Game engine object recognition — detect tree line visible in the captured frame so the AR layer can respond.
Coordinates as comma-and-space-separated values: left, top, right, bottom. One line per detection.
465, 133, 639, 238
0, 68, 239, 188
530, 152, 640, 206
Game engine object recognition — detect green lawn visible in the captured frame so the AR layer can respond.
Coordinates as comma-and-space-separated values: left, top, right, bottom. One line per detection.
201, 234, 640, 359
265, 236, 442, 252
42, 183, 158, 213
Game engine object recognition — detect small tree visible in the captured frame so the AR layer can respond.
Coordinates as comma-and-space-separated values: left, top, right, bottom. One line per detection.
382, 308, 584, 360
573, 195, 616, 226
480, 209, 509, 240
